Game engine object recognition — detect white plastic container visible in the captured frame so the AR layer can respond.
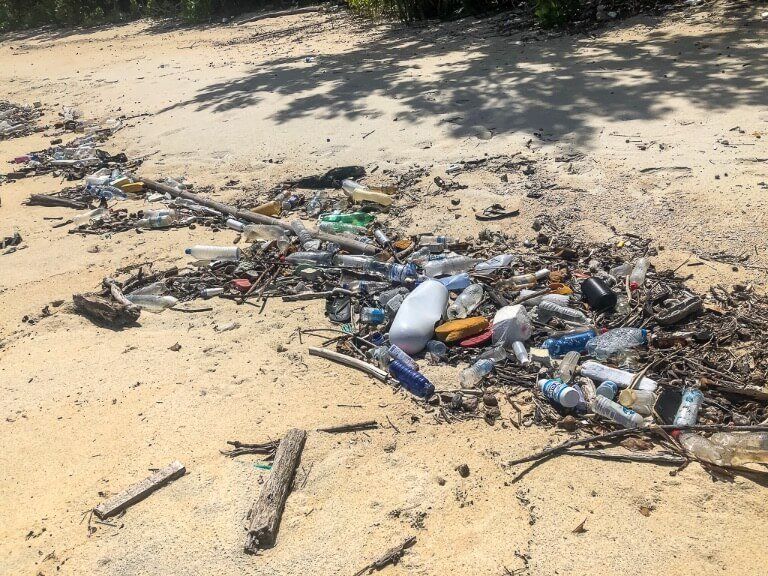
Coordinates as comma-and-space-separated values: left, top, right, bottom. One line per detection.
185, 245, 241, 261
579, 360, 658, 391
491, 304, 532, 348
389, 280, 449, 354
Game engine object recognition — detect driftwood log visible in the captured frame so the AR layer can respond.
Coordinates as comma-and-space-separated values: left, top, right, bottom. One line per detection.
73, 292, 141, 326
27, 194, 87, 210
244, 428, 306, 554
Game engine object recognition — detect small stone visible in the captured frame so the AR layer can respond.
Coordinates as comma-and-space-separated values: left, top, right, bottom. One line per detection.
168, 342, 182, 352
456, 464, 470, 478
461, 396, 479, 412
558, 415, 578, 432
436, 476, 446, 486
482, 394, 498, 407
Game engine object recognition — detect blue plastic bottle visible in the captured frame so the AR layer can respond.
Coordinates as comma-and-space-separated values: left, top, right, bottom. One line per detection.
389, 360, 435, 398
542, 329, 597, 358
437, 273, 471, 291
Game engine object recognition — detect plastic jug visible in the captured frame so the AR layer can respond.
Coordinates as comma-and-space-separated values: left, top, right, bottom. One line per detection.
389, 280, 449, 354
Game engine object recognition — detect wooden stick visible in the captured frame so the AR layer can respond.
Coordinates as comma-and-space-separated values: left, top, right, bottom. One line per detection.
244, 429, 306, 553
241, 5, 322, 23
508, 424, 768, 466
94, 461, 185, 519
27, 194, 86, 209
317, 420, 378, 434
564, 449, 685, 465
308, 347, 389, 382
353, 536, 417, 576
221, 439, 279, 458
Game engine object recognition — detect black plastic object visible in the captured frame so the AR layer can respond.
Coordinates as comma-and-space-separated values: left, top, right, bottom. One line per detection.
655, 388, 683, 425
581, 277, 618, 311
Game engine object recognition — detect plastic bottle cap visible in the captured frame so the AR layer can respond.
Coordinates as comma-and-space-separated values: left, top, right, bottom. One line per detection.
184, 248, 192, 254
558, 387, 580, 408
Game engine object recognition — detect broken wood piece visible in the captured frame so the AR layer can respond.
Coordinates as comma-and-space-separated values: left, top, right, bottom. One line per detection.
353, 536, 417, 576
308, 347, 389, 382
244, 428, 306, 553
317, 420, 378, 434
221, 439, 280, 459
563, 449, 685, 465
26, 194, 87, 210
73, 292, 141, 326
94, 460, 185, 519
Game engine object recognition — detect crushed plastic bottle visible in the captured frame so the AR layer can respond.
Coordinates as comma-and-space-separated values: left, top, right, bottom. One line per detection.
426, 339, 448, 360
475, 254, 516, 272
306, 191, 329, 217
618, 388, 655, 416
388, 360, 435, 398
285, 251, 334, 267
241, 225, 287, 243
460, 359, 495, 387
437, 273, 471, 291
585, 328, 648, 361
679, 432, 768, 467
537, 300, 589, 324
447, 284, 484, 319
506, 269, 550, 287
542, 329, 597, 358
518, 290, 570, 308
592, 396, 644, 428
291, 221, 320, 250
185, 245, 241, 261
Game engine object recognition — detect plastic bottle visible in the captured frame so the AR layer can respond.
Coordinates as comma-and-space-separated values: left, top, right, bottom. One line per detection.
460, 359, 495, 387
592, 396, 644, 428
710, 431, 768, 451
72, 207, 107, 226
537, 300, 589, 324
389, 280, 449, 354
579, 360, 658, 391
226, 218, 246, 232
185, 245, 241, 261
585, 328, 648, 361
511, 341, 530, 365
373, 229, 392, 249
618, 389, 655, 416
595, 380, 618, 400
242, 225, 287, 243
128, 281, 166, 296
290, 220, 320, 250
492, 305, 533, 348
673, 388, 704, 427
281, 194, 304, 211
578, 377, 597, 405
609, 262, 633, 279
555, 350, 581, 382
341, 179, 393, 206
424, 256, 479, 278
200, 287, 224, 298
318, 221, 368, 235
542, 329, 597, 358
252, 200, 281, 216
285, 251, 334, 267
418, 235, 457, 250
388, 263, 418, 284
537, 378, 580, 408
306, 191, 329, 217
437, 273, 471, 291
135, 212, 177, 229
125, 294, 178, 313
385, 294, 406, 316
629, 257, 650, 287
388, 344, 419, 371
425, 339, 446, 356
518, 290, 570, 308
378, 287, 409, 307
475, 254, 516, 272
360, 307, 386, 325
683, 434, 768, 467
320, 212, 375, 226
447, 284, 484, 320
508, 269, 550, 286
388, 360, 435, 398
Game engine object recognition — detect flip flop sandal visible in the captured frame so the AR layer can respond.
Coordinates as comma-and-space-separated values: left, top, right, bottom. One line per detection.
475, 202, 520, 221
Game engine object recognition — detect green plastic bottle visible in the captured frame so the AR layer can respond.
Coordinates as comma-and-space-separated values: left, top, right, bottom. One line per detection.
319, 211, 375, 227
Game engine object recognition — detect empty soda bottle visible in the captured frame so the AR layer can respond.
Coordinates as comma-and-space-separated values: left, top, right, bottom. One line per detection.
318, 221, 368, 235
319, 211, 375, 226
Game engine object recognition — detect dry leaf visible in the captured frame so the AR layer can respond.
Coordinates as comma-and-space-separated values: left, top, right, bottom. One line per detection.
572, 519, 587, 534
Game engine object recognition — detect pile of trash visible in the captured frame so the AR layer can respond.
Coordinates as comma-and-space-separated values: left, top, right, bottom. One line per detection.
0, 101, 44, 141
72, 172, 768, 475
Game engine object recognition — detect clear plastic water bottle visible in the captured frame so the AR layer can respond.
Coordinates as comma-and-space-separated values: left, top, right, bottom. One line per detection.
373, 229, 392, 248
478, 346, 507, 363
475, 254, 516, 272
243, 224, 288, 243
542, 330, 597, 358
578, 377, 597, 405
125, 294, 178, 313
388, 360, 434, 398
629, 257, 650, 287
388, 263, 418, 284
518, 290, 570, 308
585, 328, 648, 361
460, 359, 495, 387
492, 305, 533, 348
424, 256, 479, 278
508, 269, 550, 286
360, 307, 386, 325
447, 284, 484, 319
306, 191, 329, 217
185, 245, 241, 261
226, 218, 246, 232
286, 251, 334, 266
511, 341, 530, 365
537, 378, 580, 408
281, 194, 304, 211
72, 207, 107, 226
378, 287, 409, 307
673, 388, 704, 427
418, 234, 457, 251
136, 211, 177, 229
592, 396, 644, 428
595, 380, 618, 400
437, 273, 471, 291
385, 293, 406, 316
388, 344, 419, 371
618, 389, 655, 416
291, 220, 320, 250
426, 340, 448, 360
537, 300, 588, 324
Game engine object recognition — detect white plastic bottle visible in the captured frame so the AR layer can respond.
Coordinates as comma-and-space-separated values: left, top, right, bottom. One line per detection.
592, 396, 644, 428
511, 341, 530, 365
579, 360, 658, 391
537, 378, 580, 408
389, 280, 449, 354
185, 245, 241, 261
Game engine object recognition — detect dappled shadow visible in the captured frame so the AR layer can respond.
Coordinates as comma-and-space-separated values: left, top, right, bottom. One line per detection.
158, 1, 768, 146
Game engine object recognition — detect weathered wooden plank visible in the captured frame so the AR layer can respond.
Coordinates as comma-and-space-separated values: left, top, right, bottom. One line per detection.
244, 429, 306, 553
94, 461, 185, 519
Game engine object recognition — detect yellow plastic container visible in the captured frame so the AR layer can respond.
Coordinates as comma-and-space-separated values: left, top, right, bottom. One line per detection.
434, 317, 490, 343
119, 182, 145, 194
351, 188, 393, 206
252, 201, 281, 217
